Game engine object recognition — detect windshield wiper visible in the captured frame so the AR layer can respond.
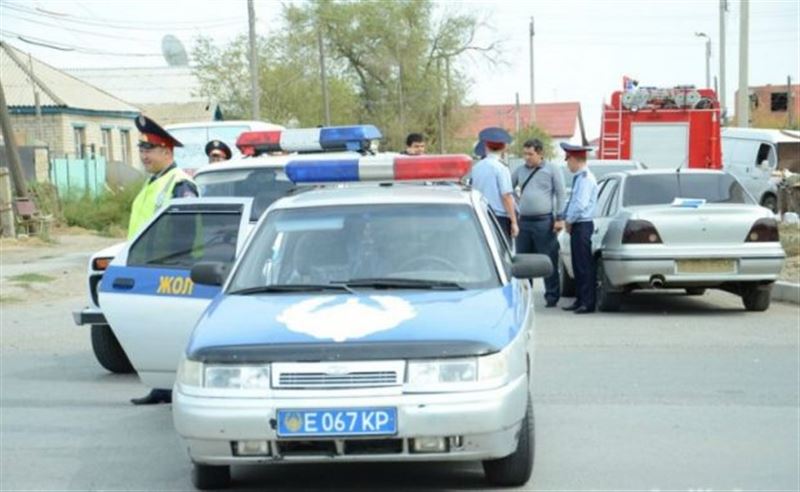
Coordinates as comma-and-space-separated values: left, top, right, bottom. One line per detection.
340, 278, 465, 290
229, 283, 356, 295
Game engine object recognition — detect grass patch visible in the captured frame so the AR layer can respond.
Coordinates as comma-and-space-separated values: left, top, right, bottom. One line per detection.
8, 273, 55, 283
0, 295, 23, 304
61, 182, 143, 236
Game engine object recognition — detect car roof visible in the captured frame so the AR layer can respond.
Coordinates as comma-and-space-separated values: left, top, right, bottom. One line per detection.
272, 183, 478, 210
193, 151, 367, 176
165, 120, 284, 131
586, 159, 642, 166
722, 127, 800, 143
617, 168, 728, 177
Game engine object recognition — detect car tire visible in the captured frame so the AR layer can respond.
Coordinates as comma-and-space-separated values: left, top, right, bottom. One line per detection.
192, 463, 230, 490
741, 283, 772, 312
685, 287, 706, 296
482, 395, 534, 487
559, 259, 576, 297
760, 194, 778, 214
596, 260, 622, 312
91, 324, 134, 374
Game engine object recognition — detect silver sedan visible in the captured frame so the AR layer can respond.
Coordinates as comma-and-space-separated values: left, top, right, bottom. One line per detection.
558, 169, 786, 311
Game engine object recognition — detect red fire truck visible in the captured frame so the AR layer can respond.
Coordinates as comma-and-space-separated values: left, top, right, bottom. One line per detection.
598, 83, 722, 169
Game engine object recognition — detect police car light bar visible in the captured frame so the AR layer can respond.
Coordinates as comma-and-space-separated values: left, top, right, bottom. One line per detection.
285, 154, 473, 183
236, 125, 382, 156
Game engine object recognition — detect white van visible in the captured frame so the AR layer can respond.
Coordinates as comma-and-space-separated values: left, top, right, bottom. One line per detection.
165, 120, 284, 171
721, 127, 800, 212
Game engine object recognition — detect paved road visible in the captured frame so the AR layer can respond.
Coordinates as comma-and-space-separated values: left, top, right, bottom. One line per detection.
1, 264, 798, 490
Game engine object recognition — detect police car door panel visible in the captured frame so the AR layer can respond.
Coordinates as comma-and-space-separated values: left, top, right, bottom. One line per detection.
99, 198, 252, 389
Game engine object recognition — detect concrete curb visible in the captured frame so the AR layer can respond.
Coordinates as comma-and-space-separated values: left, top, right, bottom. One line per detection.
773, 281, 800, 305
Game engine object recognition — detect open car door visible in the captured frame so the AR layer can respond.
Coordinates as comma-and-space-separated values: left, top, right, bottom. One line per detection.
99, 198, 252, 389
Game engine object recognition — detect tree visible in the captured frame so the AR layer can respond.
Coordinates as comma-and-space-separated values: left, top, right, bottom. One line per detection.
191, 0, 503, 151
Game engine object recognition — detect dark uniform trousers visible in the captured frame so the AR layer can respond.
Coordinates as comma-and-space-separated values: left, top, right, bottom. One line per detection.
517, 215, 560, 304
570, 221, 595, 310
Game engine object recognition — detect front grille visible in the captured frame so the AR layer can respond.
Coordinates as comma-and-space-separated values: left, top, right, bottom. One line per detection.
278, 371, 397, 388
276, 440, 336, 456
344, 439, 403, 455
275, 439, 403, 457
272, 361, 405, 389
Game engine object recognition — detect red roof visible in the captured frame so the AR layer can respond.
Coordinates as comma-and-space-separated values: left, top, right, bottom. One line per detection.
457, 102, 582, 140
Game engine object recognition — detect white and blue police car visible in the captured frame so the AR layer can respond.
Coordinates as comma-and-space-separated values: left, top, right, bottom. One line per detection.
170, 154, 552, 489
75, 126, 382, 376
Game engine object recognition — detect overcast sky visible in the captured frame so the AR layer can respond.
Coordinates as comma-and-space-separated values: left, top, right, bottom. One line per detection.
2, 0, 798, 138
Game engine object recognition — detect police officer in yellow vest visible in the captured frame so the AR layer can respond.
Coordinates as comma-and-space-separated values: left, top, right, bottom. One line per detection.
129, 116, 197, 405
128, 115, 198, 240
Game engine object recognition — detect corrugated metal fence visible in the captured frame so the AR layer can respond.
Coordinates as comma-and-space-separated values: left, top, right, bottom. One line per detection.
50, 157, 106, 198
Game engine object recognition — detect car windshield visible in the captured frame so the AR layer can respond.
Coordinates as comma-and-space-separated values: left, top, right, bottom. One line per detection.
227, 204, 500, 291
623, 173, 754, 206
170, 125, 249, 169
196, 168, 298, 221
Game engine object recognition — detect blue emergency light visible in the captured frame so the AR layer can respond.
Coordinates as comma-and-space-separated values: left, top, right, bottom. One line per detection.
236, 125, 382, 156
285, 154, 473, 184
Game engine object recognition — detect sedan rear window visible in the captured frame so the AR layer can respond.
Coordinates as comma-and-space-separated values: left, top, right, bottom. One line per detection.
623, 173, 753, 206
197, 168, 299, 221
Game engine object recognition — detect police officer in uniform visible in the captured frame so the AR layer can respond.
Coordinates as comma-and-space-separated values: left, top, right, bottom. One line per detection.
560, 142, 598, 314
470, 127, 519, 242
129, 115, 198, 404
512, 139, 567, 307
205, 139, 232, 164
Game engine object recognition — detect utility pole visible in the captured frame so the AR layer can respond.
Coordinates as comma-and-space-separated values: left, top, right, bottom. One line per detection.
247, 0, 260, 120
437, 58, 445, 153
719, 0, 728, 123
317, 26, 331, 126
788, 75, 794, 128
737, 0, 749, 127
529, 17, 536, 125
397, 46, 405, 137
515, 92, 521, 135
0, 80, 29, 199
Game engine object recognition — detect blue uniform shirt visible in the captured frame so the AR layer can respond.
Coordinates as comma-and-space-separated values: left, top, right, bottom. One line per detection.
470, 154, 514, 218
563, 168, 598, 223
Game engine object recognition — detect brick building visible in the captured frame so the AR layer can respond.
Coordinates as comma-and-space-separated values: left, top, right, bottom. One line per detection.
735, 83, 799, 129
1, 41, 140, 165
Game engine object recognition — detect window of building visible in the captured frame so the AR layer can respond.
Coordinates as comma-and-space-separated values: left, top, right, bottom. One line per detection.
120, 129, 131, 165
771, 92, 788, 112
101, 128, 113, 160
73, 126, 86, 159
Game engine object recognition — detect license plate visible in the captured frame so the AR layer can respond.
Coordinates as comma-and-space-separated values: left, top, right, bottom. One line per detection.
676, 259, 736, 274
276, 408, 397, 437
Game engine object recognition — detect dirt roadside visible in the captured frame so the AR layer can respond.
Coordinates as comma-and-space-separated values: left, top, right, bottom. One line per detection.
0, 229, 122, 305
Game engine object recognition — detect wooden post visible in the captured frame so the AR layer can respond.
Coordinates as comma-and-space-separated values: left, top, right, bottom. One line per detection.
0, 167, 15, 237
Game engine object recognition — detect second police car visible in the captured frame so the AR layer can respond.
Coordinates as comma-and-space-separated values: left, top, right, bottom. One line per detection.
76, 126, 382, 375
170, 155, 552, 489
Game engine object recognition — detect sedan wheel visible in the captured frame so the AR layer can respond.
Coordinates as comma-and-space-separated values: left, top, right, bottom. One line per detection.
482, 395, 534, 486
741, 283, 773, 312
192, 463, 230, 490
596, 260, 622, 312
91, 324, 135, 374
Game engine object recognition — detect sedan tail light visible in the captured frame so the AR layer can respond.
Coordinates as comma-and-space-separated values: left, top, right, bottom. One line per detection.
622, 219, 663, 244
745, 218, 779, 242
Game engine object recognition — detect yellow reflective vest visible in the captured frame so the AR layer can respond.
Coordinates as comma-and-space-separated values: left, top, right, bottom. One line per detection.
127, 166, 195, 239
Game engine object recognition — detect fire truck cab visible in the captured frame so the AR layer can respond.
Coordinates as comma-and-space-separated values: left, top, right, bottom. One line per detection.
598, 85, 722, 170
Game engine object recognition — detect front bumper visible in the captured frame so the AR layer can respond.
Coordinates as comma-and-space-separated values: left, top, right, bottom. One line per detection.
173, 375, 528, 465
602, 245, 785, 287
71, 307, 106, 326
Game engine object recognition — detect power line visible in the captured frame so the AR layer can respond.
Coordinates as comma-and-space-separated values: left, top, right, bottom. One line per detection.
1, 3, 244, 31
2, 11, 154, 41
0, 30, 162, 57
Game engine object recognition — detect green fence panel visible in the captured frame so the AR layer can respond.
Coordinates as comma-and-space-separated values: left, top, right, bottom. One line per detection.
50, 157, 107, 198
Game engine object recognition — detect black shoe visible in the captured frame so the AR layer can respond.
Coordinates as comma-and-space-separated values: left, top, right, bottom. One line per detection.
545, 300, 558, 308
131, 389, 172, 405
562, 303, 580, 311
574, 306, 594, 314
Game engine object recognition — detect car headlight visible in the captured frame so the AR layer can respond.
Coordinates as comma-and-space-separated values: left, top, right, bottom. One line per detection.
204, 365, 270, 390
177, 357, 203, 387
406, 351, 509, 392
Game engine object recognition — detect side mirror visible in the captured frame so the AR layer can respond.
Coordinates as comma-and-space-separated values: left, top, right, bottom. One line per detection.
511, 254, 553, 279
190, 261, 227, 286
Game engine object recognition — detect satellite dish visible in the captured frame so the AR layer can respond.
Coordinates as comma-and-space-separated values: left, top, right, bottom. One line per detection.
162, 35, 188, 66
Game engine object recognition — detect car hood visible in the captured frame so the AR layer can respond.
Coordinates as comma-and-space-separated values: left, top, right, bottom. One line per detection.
186, 285, 525, 362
